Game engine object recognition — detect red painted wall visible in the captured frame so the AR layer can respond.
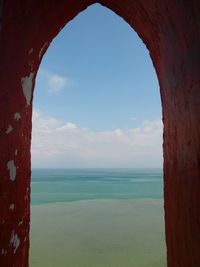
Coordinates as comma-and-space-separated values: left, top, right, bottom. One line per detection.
0, 1, 200, 266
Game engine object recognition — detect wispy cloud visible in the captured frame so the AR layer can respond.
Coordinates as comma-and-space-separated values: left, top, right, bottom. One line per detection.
129, 116, 138, 121
38, 70, 74, 94
31, 110, 163, 168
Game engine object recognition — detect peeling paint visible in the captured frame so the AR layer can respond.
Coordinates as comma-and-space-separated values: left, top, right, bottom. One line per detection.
14, 112, 21, 121
28, 48, 33, 55
39, 42, 48, 59
21, 72, 34, 106
9, 231, 20, 254
18, 221, 23, 226
28, 59, 34, 70
5, 124, 13, 134
7, 160, 16, 181
1, 248, 7, 255
15, 149, 18, 156
9, 204, 15, 210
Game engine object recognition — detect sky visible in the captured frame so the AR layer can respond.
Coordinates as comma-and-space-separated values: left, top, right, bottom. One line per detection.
31, 3, 163, 169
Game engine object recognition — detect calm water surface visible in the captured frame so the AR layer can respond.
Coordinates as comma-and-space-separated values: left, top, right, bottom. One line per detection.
31, 168, 163, 205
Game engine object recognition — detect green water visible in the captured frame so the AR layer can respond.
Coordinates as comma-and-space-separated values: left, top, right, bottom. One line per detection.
30, 169, 166, 267
31, 168, 163, 205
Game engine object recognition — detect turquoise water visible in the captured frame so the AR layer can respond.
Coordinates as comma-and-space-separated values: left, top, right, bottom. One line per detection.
31, 168, 163, 205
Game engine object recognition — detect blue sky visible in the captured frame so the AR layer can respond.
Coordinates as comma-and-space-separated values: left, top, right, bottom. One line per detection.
32, 4, 163, 168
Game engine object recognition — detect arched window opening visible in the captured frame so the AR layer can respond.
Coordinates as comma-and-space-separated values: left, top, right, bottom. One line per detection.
30, 4, 166, 267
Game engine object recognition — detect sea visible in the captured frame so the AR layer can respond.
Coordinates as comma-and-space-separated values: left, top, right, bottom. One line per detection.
30, 168, 166, 267
31, 168, 163, 205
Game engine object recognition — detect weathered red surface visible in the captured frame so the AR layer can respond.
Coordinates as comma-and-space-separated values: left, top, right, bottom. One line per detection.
0, 1, 200, 266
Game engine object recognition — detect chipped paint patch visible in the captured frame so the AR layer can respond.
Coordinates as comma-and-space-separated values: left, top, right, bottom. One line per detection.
39, 42, 48, 59
1, 248, 7, 255
15, 149, 18, 156
9, 204, 15, 210
14, 112, 21, 121
5, 125, 13, 134
28, 59, 34, 70
29, 48, 33, 55
18, 221, 23, 226
7, 160, 16, 181
21, 72, 34, 106
9, 231, 20, 254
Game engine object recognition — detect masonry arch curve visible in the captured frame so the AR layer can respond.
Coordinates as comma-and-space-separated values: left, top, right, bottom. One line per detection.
0, 1, 200, 267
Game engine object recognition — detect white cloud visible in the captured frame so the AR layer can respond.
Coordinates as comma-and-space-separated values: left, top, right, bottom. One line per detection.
58, 122, 77, 130
130, 116, 138, 121
31, 111, 163, 168
38, 70, 74, 94
48, 74, 66, 93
